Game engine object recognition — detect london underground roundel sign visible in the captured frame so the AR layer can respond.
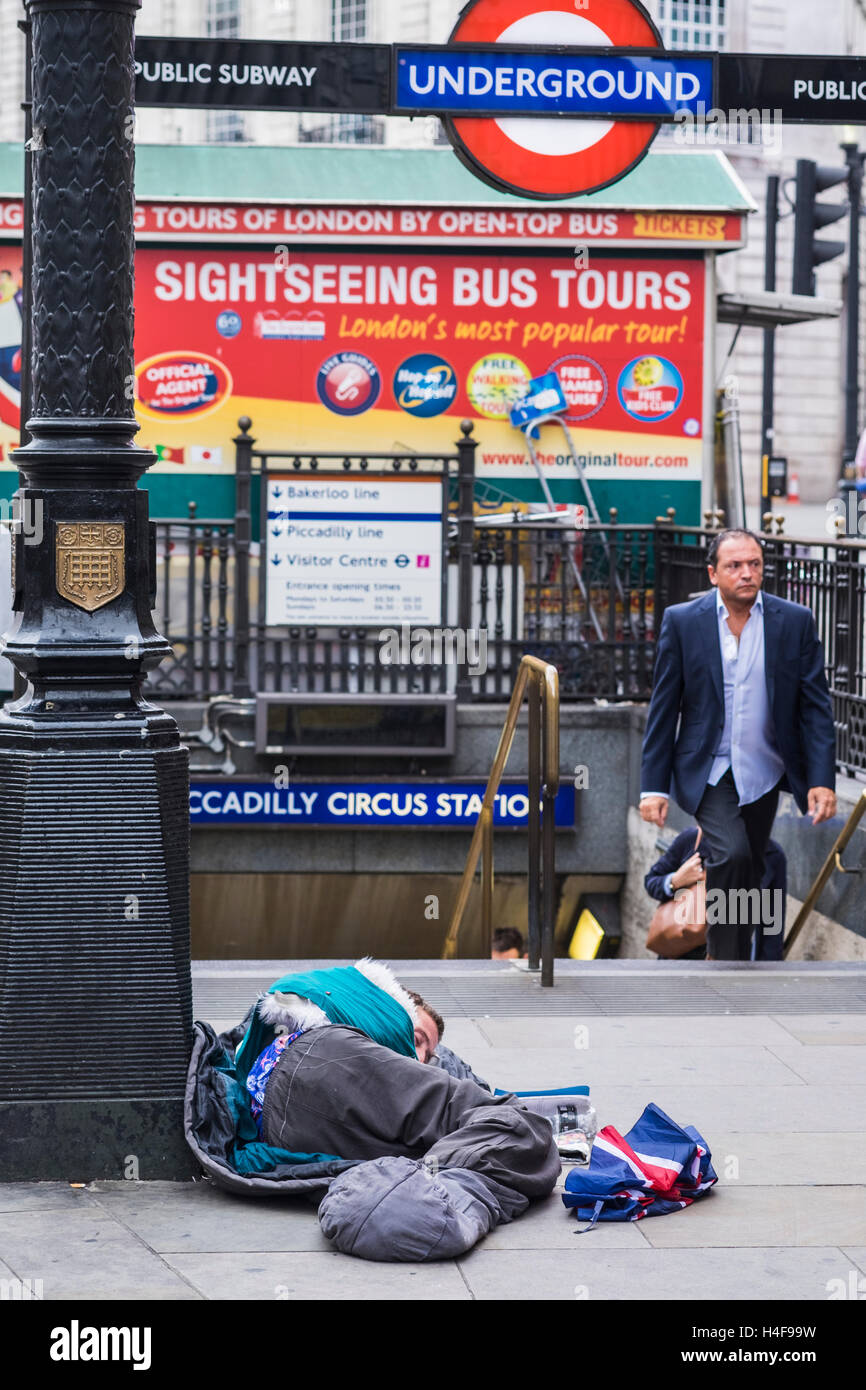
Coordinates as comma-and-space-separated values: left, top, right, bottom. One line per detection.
444, 0, 663, 200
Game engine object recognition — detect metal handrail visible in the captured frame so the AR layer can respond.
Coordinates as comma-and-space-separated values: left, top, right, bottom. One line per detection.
783, 790, 866, 956
441, 654, 560, 985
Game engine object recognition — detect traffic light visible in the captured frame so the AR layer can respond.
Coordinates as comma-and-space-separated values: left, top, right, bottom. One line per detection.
792, 158, 849, 296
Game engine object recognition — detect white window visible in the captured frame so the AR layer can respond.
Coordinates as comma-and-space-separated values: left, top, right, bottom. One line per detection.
656, 0, 727, 49
331, 0, 367, 41
205, 0, 245, 142
207, 0, 242, 39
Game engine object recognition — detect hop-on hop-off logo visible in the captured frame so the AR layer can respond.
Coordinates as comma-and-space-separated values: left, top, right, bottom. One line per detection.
393, 354, 457, 417
56, 522, 125, 612
135, 350, 232, 420
316, 351, 381, 415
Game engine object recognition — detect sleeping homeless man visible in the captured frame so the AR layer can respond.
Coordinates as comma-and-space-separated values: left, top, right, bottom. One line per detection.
188, 958, 560, 1262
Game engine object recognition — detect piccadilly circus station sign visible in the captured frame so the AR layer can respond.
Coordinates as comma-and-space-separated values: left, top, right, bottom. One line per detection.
134, 0, 866, 201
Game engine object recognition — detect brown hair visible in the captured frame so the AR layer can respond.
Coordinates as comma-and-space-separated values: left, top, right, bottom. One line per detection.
493, 926, 525, 955
406, 989, 444, 1041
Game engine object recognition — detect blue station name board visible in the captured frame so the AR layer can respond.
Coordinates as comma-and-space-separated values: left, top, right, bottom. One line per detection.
394, 48, 714, 117
191, 781, 575, 827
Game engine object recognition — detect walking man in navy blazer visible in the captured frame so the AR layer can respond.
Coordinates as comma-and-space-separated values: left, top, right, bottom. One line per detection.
639, 529, 837, 960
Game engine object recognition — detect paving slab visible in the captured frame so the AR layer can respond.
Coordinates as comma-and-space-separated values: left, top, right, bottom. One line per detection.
639, 1186, 866, 1248
0, 1183, 98, 1215
163, 1251, 470, 1300
479, 1187, 650, 1250
840, 1248, 866, 1280
586, 1084, 866, 1134
0, 1208, 202, 1301
478, 1016, 798, 1049
771, 1015, 866, 1045
766, 1043, 866, 1086
456, 1246, 850, 1301
435, 1019, 493, 1054
708, 1132, 866, 1186
89, 1181, 329, 1254
473, 1044, 803, 1091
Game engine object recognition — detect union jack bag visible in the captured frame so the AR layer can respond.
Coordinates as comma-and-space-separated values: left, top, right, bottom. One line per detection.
562, 1102, 717, 1229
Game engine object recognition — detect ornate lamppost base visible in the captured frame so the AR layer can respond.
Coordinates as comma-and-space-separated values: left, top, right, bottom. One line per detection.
0, 742, 196, 1181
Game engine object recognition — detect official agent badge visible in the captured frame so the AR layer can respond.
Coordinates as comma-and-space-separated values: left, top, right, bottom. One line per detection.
55, 522, 125, 612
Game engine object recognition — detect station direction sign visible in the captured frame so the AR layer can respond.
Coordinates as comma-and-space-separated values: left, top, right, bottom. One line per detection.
264, 473, 444, 629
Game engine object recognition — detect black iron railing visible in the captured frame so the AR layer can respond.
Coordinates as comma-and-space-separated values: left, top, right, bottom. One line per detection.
143, 421, 866, 777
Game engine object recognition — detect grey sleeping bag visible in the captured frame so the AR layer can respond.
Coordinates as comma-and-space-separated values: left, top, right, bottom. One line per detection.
185, 1017, 560, 1258
262, 1025, 561, 1260
319, 1100, 561, 1261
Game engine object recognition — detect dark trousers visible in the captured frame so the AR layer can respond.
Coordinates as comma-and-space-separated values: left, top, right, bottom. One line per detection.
695, 770, 782, 961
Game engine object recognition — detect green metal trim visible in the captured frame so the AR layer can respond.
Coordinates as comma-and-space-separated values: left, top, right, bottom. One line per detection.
0, 142, 753, 213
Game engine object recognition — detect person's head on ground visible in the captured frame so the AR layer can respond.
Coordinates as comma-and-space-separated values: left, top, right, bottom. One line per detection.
491, 926, 527, 960
405, 989, 444, 1063
706, 529, 764, 613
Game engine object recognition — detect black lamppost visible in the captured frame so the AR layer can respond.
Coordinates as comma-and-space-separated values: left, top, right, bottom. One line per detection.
840, 141, 865, 530
0, 0, 193, 1179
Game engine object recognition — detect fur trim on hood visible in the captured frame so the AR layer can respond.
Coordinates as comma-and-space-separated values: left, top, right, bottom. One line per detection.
258, 992, 330, 1033
255, 959, 418, 1035
353, 958, 418, 1025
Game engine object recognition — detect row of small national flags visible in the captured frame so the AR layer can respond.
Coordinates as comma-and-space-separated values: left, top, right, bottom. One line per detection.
0, 444, 221, 467
154, 444, 223, 466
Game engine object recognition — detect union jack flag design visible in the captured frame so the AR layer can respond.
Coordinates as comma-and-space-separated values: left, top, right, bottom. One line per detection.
562, 1102, 717, 1229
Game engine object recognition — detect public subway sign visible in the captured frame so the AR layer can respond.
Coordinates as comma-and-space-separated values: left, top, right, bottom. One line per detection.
716, 54, 866, 124
134, 37, 391, 112
189, 781, 576, 827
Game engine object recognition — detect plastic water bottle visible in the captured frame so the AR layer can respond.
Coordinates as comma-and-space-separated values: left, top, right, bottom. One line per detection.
550, 1100, 598, 1162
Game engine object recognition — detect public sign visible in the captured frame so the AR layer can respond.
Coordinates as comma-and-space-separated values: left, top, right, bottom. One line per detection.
264, 474, 444, 628
190, 780, 576, 827
509, 371, 568, 430
717, 54, 866, 124
134, 36, 391, 112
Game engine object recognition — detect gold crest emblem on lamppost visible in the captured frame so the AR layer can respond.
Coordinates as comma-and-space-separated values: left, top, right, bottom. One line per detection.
55, 522, 125, 612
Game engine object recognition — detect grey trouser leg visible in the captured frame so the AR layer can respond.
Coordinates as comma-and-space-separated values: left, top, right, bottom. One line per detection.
262, 1025, 559, 1198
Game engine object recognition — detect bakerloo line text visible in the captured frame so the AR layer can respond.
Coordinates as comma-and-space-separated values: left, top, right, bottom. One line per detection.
154, 260, 692, 311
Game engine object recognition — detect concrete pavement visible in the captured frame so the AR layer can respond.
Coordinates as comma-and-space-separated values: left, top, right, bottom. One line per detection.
1, 962, 864, 1301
